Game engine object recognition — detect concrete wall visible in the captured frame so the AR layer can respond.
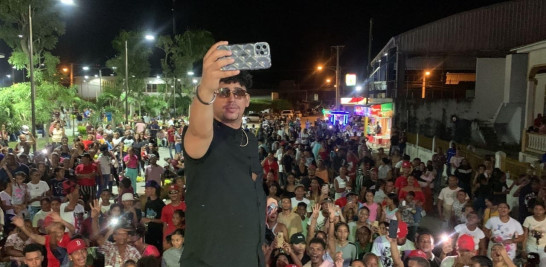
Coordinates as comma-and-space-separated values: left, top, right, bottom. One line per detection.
474, 58, 506, 121
504, 54, 528, 104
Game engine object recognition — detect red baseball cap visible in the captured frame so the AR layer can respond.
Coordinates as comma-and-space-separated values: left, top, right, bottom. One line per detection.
408, 249, 427, 259
43, 215, 54, 228
66, 238, 87, 254
457, 234, 475, 251
168, 184, 180, 192
397, 221, 408, 239
62, 180, 78, 195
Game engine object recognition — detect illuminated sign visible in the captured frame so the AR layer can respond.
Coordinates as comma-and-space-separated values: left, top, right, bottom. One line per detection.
345, 73, 357, 86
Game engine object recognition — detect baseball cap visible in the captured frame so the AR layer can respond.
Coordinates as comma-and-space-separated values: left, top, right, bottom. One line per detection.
457, 234, 475, 251
66, 239, 87, 254
121, 193, 134, 202
408, 249, 427, 259
290, 233, 306, 244
397, 221, 408, 239
62, 180, 78, 195
43, 215, 54, 228
402, 161, 412, 169
168, 184, 180, 192
143, 180, 160, 189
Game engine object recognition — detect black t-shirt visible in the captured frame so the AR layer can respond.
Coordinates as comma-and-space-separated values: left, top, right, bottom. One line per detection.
48, 178, 67, 197
282, 154, 294, 174
144, 197, 165, 250
181, 120, 266, 267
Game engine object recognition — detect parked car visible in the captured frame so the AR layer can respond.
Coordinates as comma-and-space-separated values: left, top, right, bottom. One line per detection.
247, 113, 261, 122
281, 110, 294, 118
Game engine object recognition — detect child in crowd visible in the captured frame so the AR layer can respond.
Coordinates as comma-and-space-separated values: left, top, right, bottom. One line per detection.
99, 189, 112, 214
117, 178, 134, 203
11, 172, 28, 218
162, 229, 185, 267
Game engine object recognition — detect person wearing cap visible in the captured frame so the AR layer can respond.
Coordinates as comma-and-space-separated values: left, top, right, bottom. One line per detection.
161, 184, 186, 237
67, 238, 89, 267
394, 161, 415, 194
144, 155, 164, 186
140, 180, 165, 251
60, 180, 85, 234
13, 213, 72, 267
440, 234, 476, 267
120, 192, 139, 228
290, 233, 310, 265
406, 250, 431, 267
371, 220, 415, 267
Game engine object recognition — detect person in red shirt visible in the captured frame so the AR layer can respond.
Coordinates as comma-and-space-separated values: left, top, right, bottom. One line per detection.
167, 125, 176, 158
75, 153, 100, 203
394, 161, 414, 193
13, 214, 72, 267
161, 184, 186, 240
261, 153, 279, 181
66, 238, 89, 267
81, 134, 95, 151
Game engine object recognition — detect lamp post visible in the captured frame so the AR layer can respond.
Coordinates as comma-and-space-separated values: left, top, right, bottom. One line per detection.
28, 0, 74, 152
124, 34, 155, 124
316, 45, 344, 109
82, 66, 112, 100
421, 71, 430, 99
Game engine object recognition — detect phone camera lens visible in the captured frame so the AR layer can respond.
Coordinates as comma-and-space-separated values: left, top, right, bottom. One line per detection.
262, 45, 267, 49
255, 45, 260, 50
260, 51, 264, 55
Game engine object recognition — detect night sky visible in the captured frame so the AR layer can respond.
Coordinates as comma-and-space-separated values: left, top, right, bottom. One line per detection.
1, 0, 507, 89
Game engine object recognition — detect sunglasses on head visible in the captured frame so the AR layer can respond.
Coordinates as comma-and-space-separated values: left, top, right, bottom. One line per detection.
216, 87, 247, 99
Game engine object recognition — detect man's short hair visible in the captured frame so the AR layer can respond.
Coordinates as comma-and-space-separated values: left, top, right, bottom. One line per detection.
362, 253, 378, 265
219, 71, 253, 89
23, 243, 44, 255
308, 237, 326, 250
471, 256, 493, 267
297, 202, 307, 209
408, 256, 430, 267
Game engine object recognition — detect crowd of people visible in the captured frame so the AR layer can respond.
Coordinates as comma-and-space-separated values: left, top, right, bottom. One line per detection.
0, 115, 187, 266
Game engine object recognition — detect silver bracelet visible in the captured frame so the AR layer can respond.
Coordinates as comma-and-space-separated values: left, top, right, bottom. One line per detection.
195, 85, 216, 105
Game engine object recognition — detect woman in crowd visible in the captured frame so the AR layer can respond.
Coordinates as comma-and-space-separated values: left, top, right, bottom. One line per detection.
522, 202, 546, 266
362, 190, 381, 223
348, 206, 370, 243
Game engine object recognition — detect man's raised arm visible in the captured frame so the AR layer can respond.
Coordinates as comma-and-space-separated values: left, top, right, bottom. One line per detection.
183, 41, 239, 159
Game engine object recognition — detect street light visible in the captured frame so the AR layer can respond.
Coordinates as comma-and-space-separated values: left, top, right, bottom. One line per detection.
187, 71, 194, 76
28, 1, 74, 152
124, 33, 155, 124
422, 70, 431, 98
316, 65, 323, 71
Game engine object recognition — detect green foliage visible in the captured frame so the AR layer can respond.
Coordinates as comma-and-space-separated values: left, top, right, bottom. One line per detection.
156, 30, 214, 115
0, 82, 80, 131
0, 0, 65, 81
77, 126, 87, 136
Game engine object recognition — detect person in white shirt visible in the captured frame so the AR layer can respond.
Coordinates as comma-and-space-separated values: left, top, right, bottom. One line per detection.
26, 169, 50, 220
484, 202, 524, 259
371, 220, 415, 267
522, 201, 546, 266
454, 211, 486, 255
437, 176, 463, 224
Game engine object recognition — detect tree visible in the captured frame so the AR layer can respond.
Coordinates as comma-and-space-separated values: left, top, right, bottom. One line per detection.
105, 30, 154, 117
0, 82, 79, 132
156, 30, 214, 115
0, 0, 65, 81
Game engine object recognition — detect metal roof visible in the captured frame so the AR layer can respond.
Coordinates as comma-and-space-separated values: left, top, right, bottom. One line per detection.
372, 0, 546, 64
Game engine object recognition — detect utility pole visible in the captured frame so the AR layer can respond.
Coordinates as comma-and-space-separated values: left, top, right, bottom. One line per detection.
332, 45, 344, 109
366, 18, 373, 105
